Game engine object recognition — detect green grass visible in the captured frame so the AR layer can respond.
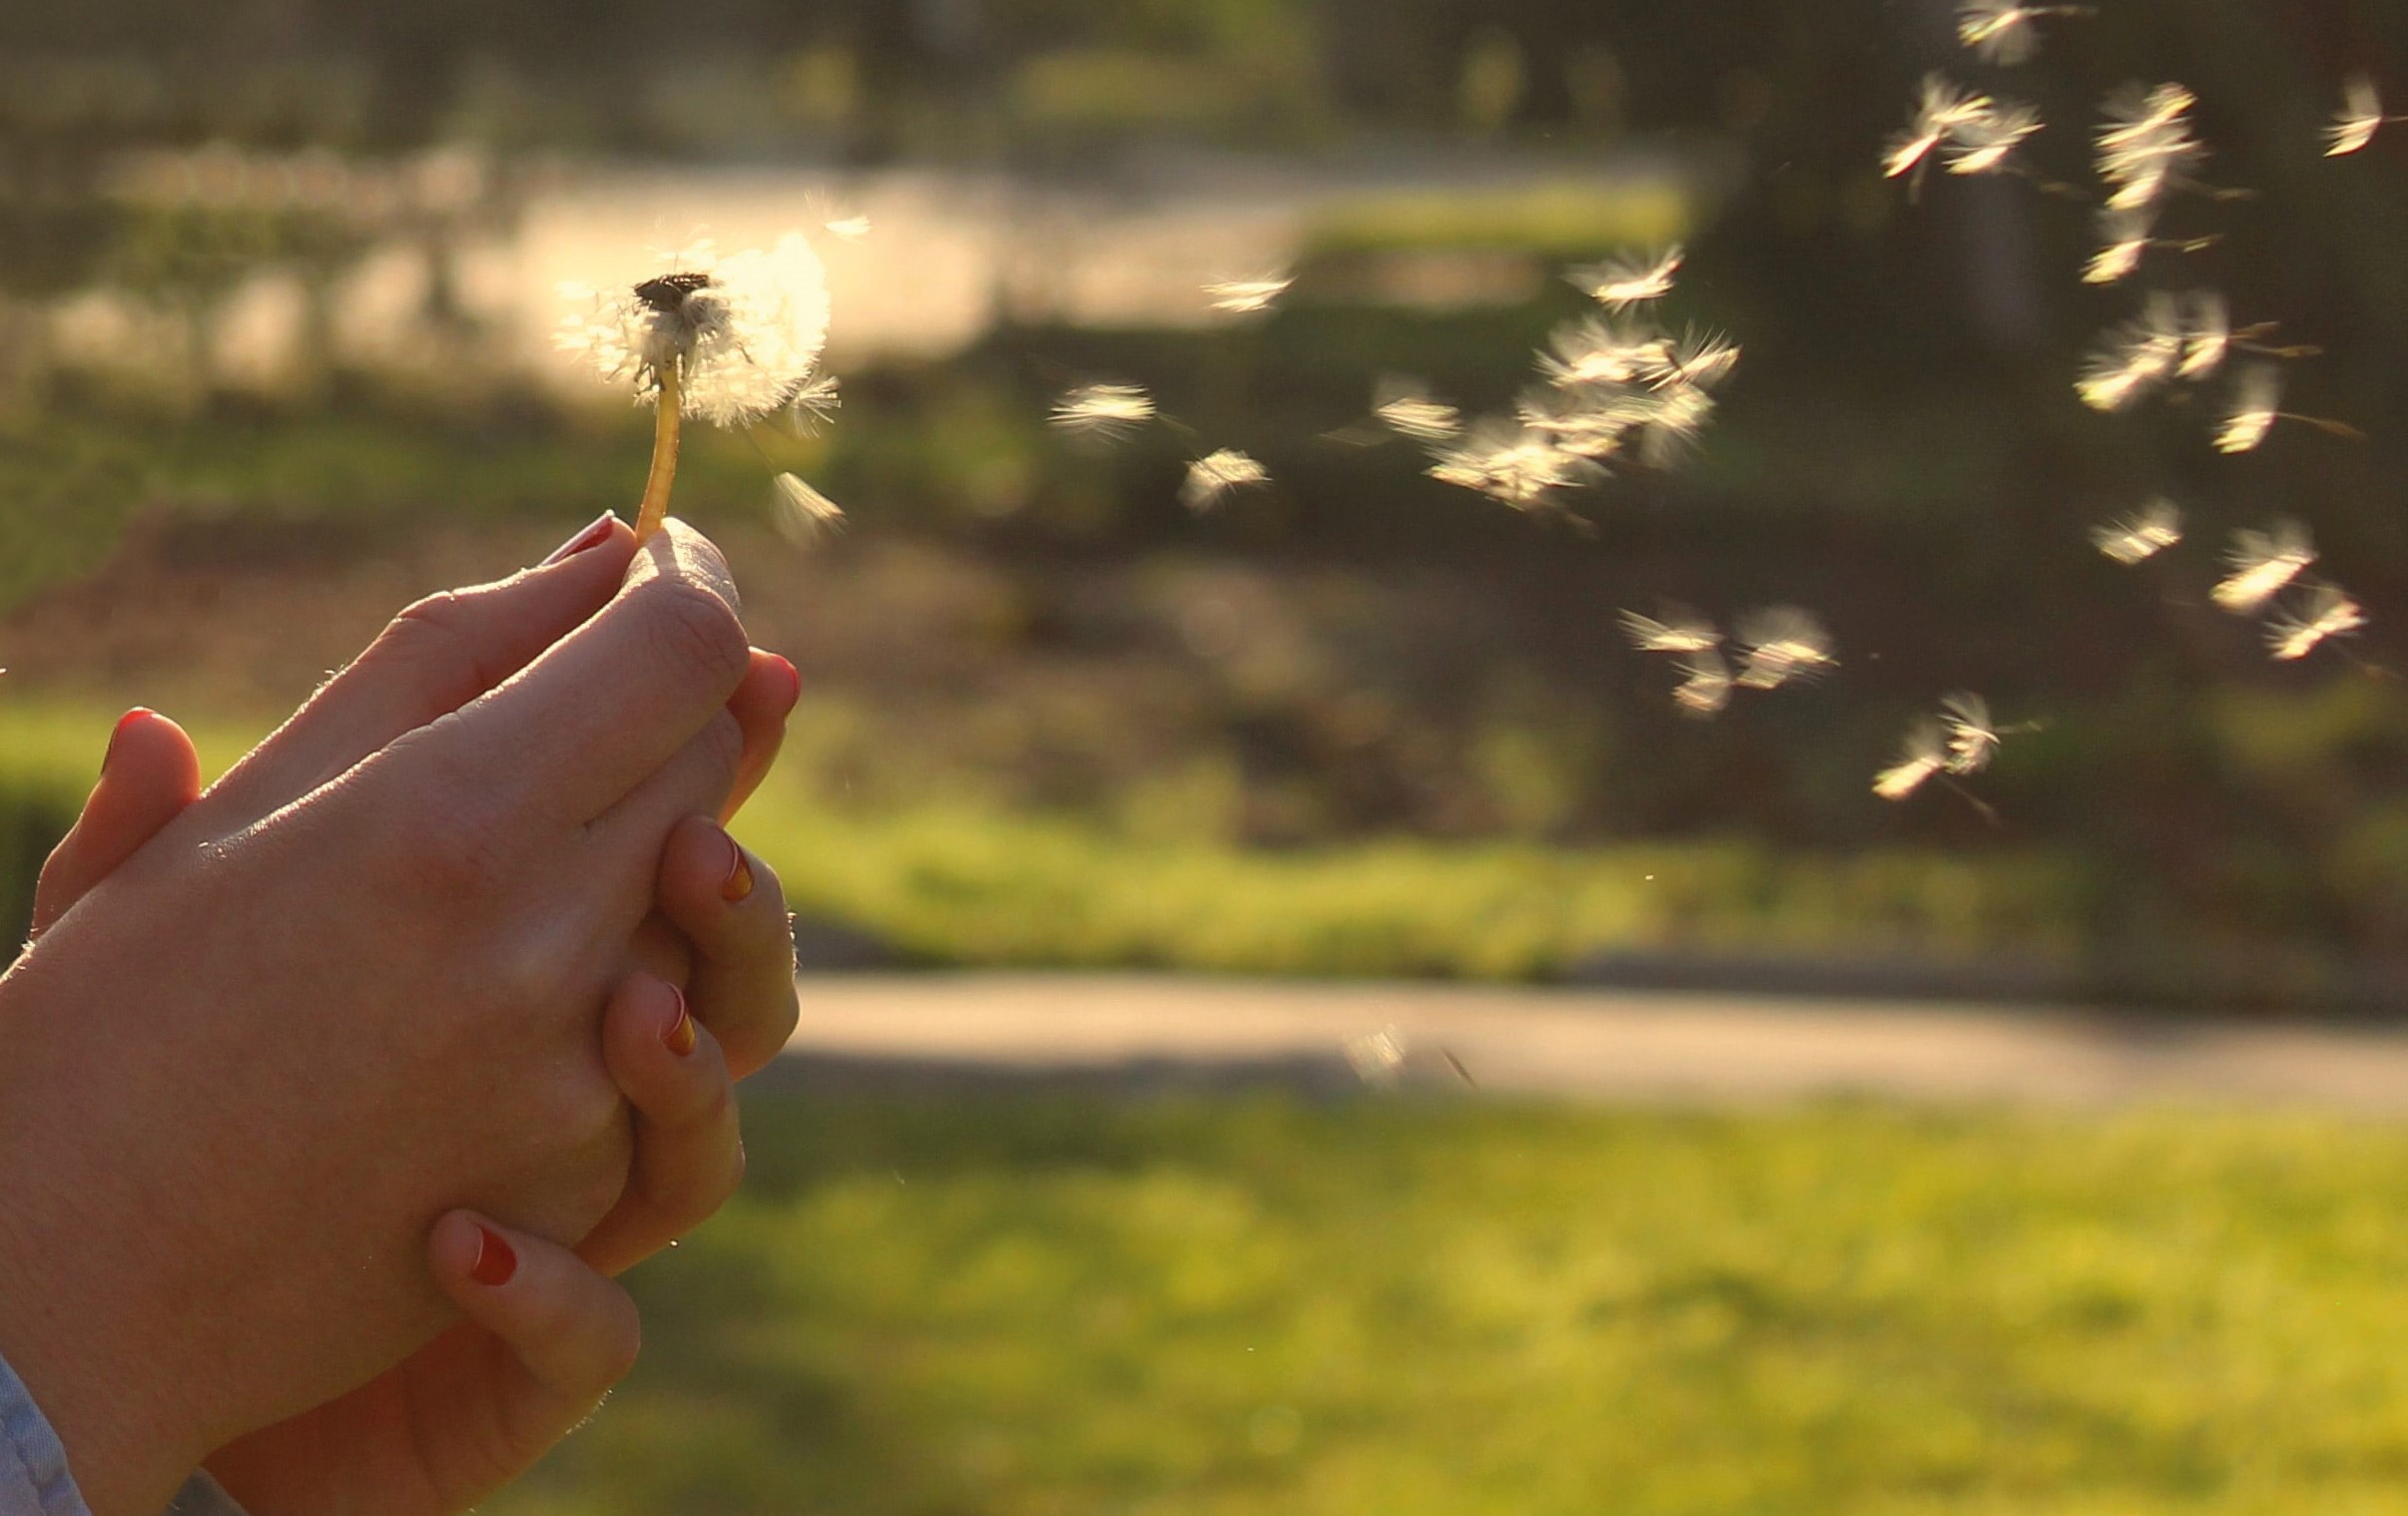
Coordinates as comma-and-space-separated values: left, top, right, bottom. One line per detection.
484, 1092, 2408, 1516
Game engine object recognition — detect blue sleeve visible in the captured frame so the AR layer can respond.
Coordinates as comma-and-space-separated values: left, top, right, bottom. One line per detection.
0, 1351, 250, 1516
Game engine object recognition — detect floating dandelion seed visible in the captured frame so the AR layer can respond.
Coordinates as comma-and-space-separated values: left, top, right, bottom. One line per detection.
1428, 420, 1602, 511
2178, 291, 2230, 380
2217, 364, 2282, 453
557, 233, 834, 540
1874, 718, 1950, 800
2096, 82, 2208, 212
1204, 272, 1295, 315
1886, 75, 1998, 184
1181, 448, 1270, 512
1632, 381, 1722, 469
1673, 650, 1736, 718
2325, 76, 2405, 157
1940, 692, 2002, 775
2076, 294, 2183, 413
771, 472, 846, 546
2266, 581, 2366, 661
1539, 315, 1675, 388
1658, 326, 1743, 391
1050, 382, 1158, 439
1517, 384, 1640, 461
1373, 377, 1464, 443
1957, 0, 2093, 66
1619, 606, 1722, 655
2213, 520, 2316, 615
1734, 606, 1839, 691
1566, 246, 1683, 308
2084, 207, 2220, 287
824, 215, 873, 242
1946, 100, 2045, 175
2091, 498, 2184, 564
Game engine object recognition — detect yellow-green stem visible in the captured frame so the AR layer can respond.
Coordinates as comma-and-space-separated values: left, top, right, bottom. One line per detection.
635, 358, 684, 542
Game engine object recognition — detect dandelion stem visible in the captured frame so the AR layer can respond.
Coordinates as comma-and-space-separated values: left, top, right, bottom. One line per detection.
636, 357, 684, 543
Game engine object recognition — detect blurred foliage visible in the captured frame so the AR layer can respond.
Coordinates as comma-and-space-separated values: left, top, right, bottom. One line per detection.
473, 1092, 2408, 1514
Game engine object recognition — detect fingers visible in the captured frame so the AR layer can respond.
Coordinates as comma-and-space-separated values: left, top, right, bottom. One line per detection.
427, 1211, 642, 1434
577, 973, 744, 1277
725, 649, 801, 823
431, 519, 752, 832
31, 710, 202, 938
204, 515, 639, 826
656, 816, 799, 1079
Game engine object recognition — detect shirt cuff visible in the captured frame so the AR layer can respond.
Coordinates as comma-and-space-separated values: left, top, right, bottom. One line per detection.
0, 1350, 91, 1516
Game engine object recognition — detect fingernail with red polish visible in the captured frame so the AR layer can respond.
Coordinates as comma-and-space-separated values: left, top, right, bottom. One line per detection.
662, 986, 698, 1058
539, 512, 618, 567
104, 709, 151, 772
771, 655, 801, 710
721, 835, 755, 904
470, 1226, 518, 1287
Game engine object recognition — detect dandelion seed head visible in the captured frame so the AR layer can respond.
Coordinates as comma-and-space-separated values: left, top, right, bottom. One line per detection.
771, 471, 846, 546
1940, 692, 2001, 775
1204, 272, 1295, 315
1566, 246, 1683, 307
1619, 607, 1722, 656
1180, 448, 1270, 512
1734, 606, 1838, 691
1051, 382, 1158, 439
2213, 519, 2316, 614
2328, 76, 2384, 157
2266, 581, 2366, 661
1875, 719, 1949, 801
2216, 363, 2282, 454
2091, 497, 2184, 565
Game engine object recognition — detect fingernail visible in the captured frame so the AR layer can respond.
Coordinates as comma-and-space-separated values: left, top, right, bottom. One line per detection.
662, 986, 698, 1058
721, 836, 755, 904
469, 1226, 518, 1287
771, 655, 801, 710
539, 512, 618, 567
103, 708, 151, 771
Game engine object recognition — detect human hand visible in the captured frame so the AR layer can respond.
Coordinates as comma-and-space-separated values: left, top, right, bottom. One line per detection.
36, 717, 799, 1516
0, 516, 783, 1516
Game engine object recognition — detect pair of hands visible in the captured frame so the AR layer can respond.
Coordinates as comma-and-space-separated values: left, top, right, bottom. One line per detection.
0, 516, 804, 1516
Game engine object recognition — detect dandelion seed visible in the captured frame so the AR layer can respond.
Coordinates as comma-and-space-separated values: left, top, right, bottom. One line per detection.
1566, 246, 1683, 308
1673, 650, 1736, 718
1204, 271, 1295, 315
2265, 581, 2366, 661
1050, 382, 1158, 439
2213, 519, 2316, 615
2083, 207, 2219, 286
1632, 382, 1721, 469
1344, 1026, 1410, 1087
1946, 100, 2045, 175
2076, 294, 2184, 412
1957, 0, 2092, 66
1428, 420, 1602, 511
1886, 75, 1997, 182
824, 215, 874, 242
2325, 75, 2404, 157
1734, 606, 1839, 691
1940, 692, 2002, 774
558, 232, 834, 539
1539, 315, 1676, 388
771, 471, 846, 546
1517, 384, 1641, 461
1619, 606, 1722, 655
1181, 448, 1270, 512
2178, 290, 2230, 380
1874, 718, 1950, 800
1373, 377, 1464, 443
2216, 363, 2281, 453
2096, 83, 2206, 212
2091, 497, 2184, 564
1658, 327, 1743, 391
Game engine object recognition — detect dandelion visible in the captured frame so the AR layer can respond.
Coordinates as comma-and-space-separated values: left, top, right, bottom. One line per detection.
2096, 82, 2207, 213
1874, 718, 1950, 800
1428, 420, 1602, 511
1940, 692, 2002, 774
2212, 519, 2316, 615
2326, 75, 2406, 157
2076, 294, 2183, 412
1946, 100, 2045, 175
1733, 606, 1839, 690
1886, 75, 1997, 183
1204, 272, 1295, 315
557, 233, 835, 539
1673, 650, 1735, 718
1050, 382, 1158, 439
2265, 581, 2366, 661
1566, 246, 1683, 308
771, 471, 846, 546
1373, 377, 1464, 443
2091, 497, 2184, 564
1180, 448, 1270, 512
1619, 606, 1722, 655
1957, 0, 2093, 65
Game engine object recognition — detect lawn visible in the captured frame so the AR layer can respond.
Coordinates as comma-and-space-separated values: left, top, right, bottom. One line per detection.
486, 1092, 2408, 1516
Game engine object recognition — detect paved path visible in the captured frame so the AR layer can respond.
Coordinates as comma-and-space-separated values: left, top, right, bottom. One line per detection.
785, 974, 2408, 1115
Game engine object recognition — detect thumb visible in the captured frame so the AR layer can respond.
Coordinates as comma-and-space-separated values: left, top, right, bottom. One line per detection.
31, 709, 202, 939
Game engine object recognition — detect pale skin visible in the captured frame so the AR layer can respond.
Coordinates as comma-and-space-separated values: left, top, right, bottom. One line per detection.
0, 515, 804, 1515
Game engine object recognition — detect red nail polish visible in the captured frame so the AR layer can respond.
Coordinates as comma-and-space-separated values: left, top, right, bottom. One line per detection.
104, 709, 152, 771
662, 987, 698, 1057
771, 655, 801, 709
470, 1226, 518, 1286
540, 512, 618, 567
721, 838, 755, 904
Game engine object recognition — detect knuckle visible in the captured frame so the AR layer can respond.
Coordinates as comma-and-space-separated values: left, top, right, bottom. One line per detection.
637, 580, 749, 694
370, 595, 486, 706
595, 1304, 643, 1387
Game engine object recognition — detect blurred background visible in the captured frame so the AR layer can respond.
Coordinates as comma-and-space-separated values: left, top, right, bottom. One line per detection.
12, 0, 2408, 1510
